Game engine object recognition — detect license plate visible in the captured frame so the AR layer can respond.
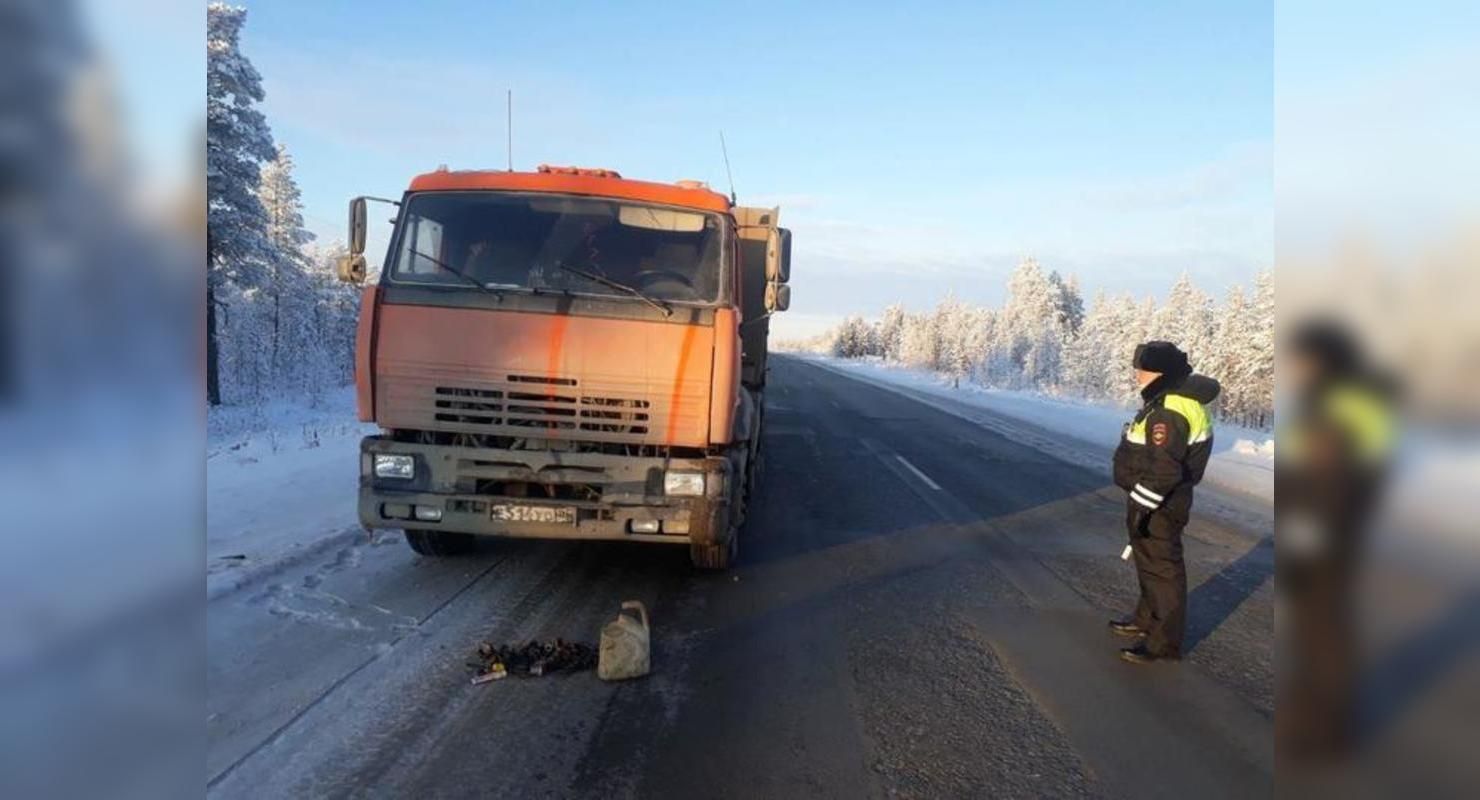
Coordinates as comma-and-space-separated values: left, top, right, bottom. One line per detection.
489, 503, 577, 525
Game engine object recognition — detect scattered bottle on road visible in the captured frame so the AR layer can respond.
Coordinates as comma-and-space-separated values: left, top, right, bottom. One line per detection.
598, 601, 652, 681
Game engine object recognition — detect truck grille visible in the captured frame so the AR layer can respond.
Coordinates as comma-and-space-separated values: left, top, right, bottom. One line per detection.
432, 377, 651, 436
433, 387, 503, 426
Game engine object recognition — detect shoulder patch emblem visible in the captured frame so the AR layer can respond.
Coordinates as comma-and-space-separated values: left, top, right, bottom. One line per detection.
1151, 422, 1169, 446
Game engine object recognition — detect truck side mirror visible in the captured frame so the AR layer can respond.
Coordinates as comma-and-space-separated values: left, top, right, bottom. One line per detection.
336, 254, 367, 284
775, 228, 791, 284
764, 229, 786, 282
765, 282, 791, 312
349, 196, 368, 255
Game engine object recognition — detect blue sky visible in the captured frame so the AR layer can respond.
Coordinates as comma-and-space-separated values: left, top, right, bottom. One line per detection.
1275, 1, 1480, 257
117, 1, 1275, 338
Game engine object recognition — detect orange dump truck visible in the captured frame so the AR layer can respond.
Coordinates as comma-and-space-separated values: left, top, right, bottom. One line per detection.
336, 165, 791, 568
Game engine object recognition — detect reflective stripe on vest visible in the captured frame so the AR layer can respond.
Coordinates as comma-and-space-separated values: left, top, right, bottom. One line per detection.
1126, 393, 1214, 445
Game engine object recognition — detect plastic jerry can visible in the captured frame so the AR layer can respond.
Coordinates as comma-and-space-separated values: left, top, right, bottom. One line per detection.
598, 601, 650, 681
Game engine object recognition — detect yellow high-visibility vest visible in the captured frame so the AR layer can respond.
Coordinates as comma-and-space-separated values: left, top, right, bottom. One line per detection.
1126, 393, 1214, 445
1284, 383, 1393, 464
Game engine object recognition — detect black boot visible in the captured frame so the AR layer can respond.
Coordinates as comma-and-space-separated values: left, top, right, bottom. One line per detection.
1107, 618, 1145, 638
1119, 643, 1180, 664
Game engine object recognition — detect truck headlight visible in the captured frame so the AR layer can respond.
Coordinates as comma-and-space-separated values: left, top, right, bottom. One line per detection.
374, 454, 415, 480
663, 471, 705, 497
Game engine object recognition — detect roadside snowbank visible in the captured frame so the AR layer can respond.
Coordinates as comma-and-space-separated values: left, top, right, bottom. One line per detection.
799, 354, 1274, 505
207, 387, 377, 597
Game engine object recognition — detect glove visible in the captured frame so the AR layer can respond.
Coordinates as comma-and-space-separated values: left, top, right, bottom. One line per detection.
1132, 507, 1152, 538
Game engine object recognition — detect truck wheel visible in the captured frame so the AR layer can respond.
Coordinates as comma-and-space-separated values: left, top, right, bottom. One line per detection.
689, 535, 736, 570
404, 529, 476, 557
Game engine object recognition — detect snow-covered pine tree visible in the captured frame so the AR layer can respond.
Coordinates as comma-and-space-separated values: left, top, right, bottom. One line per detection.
1000, 258, 1066, 389
1203, 284, 1253, 425
1062, 290, 1117, 400
1044, 270, 1084, 391
805, 264, 1270, 424
855, 315, 875, 358
858, 320, 877, 356
207, 2, 276, 404
1106, 296, 1157, 403
261, 145, 314, 254
1248, 269, 1275, 428
933, 292, 975, 380
259, 144, 319, 395
829, 317, 853, 358
877, 303, 906, 362
309, 241, 362, 394
831, 315, 876, 359
1051, 271, 1085, 337
962, 306, 995, 383
898, 311, 938, 370
1152, 272, 1216, 374
977, 297, 1015, 388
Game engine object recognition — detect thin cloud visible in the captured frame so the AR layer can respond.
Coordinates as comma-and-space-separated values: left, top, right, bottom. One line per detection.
1080, 142, 1272, 210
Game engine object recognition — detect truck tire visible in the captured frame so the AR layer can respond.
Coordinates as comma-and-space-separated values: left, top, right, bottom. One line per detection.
689, 535, 736, 570
404, 529, 476, 557
691, 456, 746, 570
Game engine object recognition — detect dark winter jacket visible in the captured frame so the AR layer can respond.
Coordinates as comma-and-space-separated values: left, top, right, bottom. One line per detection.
1113, 373, 1221, 522
1276, 374, 1395, 560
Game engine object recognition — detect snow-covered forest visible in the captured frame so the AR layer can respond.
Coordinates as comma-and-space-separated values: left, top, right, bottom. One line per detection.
790, 261, 1275, 429
207, 4, 359, 406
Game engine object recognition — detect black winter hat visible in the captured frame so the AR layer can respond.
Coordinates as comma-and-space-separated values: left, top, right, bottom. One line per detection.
1133, 341, 1191, 377
1288, 318, 1363, 376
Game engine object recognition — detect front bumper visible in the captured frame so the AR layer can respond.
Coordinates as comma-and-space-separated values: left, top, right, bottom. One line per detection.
358, 436, 732, 545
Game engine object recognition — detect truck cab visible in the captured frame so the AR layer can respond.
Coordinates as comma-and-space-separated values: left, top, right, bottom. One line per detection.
338, 165, 790, 568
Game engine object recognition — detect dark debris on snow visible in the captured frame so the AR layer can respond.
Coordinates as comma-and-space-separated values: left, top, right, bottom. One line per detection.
470, 639, 598, 681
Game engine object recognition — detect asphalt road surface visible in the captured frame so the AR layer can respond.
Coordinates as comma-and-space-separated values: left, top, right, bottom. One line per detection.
207, 354, 1274, 799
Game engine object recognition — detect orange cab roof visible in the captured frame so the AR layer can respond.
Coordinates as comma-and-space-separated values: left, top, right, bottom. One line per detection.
407, 165, 732, 213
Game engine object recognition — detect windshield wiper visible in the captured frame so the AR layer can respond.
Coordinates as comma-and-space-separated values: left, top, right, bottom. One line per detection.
408, 249, 504, 298
554, 263, 672, 317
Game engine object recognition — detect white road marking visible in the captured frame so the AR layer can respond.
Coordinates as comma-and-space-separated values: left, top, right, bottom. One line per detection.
894, 455, 942, 491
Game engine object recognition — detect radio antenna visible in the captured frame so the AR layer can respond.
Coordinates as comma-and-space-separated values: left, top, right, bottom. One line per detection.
506, 89, 513, 171
719, 130, 737, 204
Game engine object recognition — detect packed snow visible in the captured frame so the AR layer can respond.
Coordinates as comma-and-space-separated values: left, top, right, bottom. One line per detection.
207, 387, 376, 597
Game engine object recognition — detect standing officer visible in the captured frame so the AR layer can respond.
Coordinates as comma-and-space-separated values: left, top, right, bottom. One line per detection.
1110, 341, 1220, 663
1276, 319, 1395, 757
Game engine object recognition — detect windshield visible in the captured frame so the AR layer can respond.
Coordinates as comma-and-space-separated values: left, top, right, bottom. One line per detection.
387, 191, 726, 304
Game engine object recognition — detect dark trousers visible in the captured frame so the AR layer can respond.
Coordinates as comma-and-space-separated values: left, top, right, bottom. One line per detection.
1127, 500, 1188, 656
1277, 553, 1359, 756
